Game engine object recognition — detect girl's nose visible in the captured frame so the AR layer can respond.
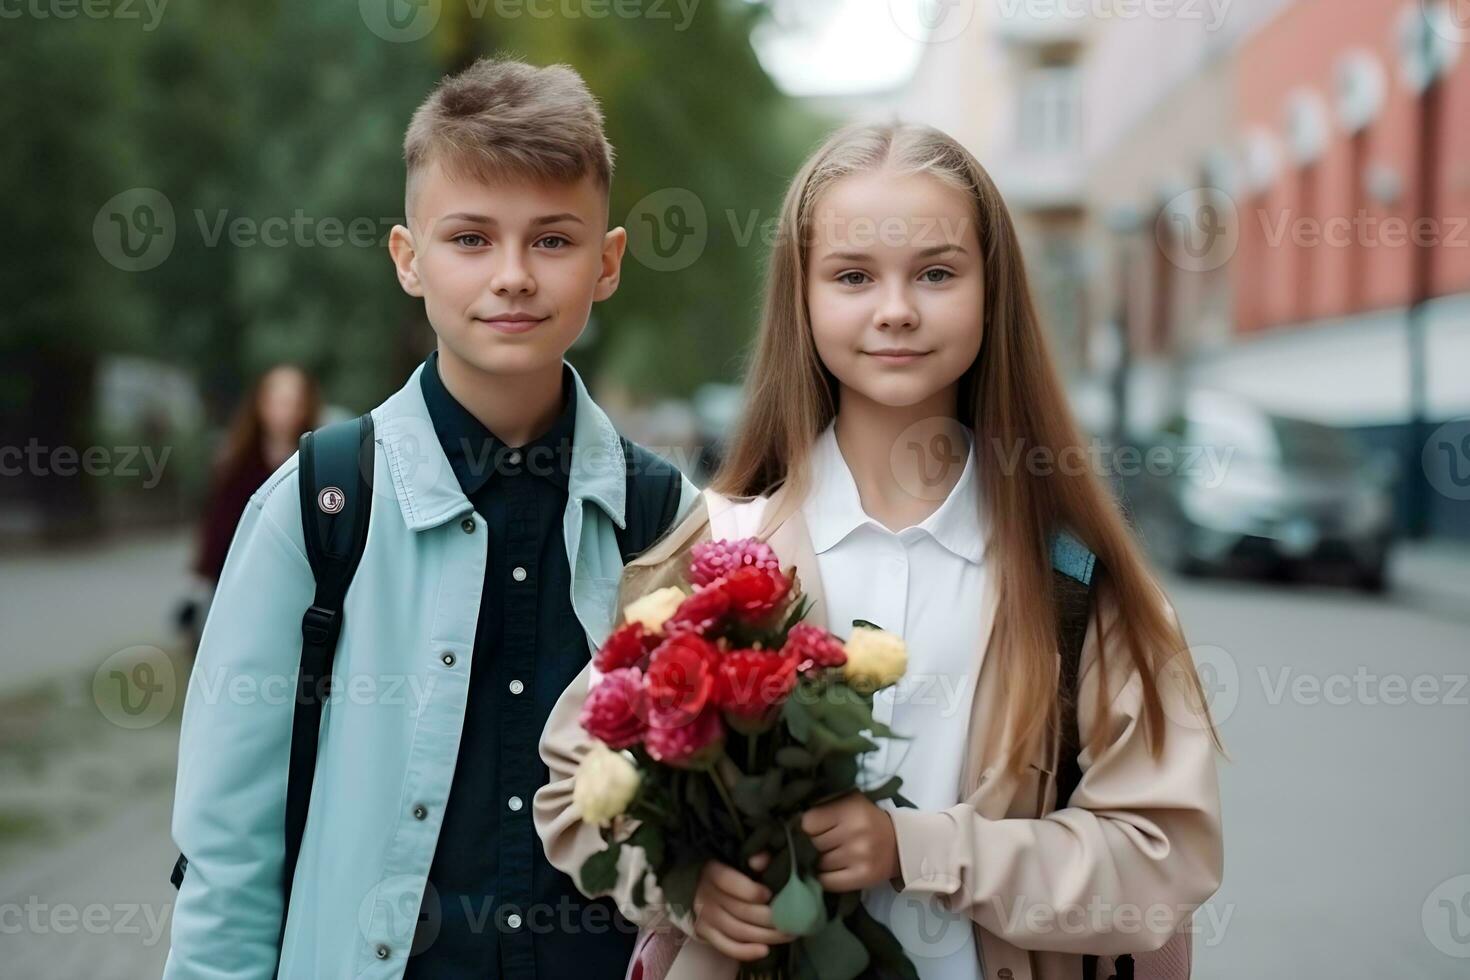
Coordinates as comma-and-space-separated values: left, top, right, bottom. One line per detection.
875, 287, 918, 330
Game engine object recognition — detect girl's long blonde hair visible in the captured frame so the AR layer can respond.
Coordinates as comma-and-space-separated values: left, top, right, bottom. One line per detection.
713, 122, 1221, 775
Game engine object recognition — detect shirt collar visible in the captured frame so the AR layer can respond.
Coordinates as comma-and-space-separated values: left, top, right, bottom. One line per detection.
802, 421, 985, 564
419, 348, 577, 495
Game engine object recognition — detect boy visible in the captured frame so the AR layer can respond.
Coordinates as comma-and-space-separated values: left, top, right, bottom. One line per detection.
164, 59, 699, 979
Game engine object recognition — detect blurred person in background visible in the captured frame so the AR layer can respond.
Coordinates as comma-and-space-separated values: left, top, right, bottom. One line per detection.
175, 364, 321, 638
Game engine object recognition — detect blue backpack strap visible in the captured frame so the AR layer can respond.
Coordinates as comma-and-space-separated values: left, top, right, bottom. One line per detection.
1048, 532, 1131, 980
1050, 528, 1098, 811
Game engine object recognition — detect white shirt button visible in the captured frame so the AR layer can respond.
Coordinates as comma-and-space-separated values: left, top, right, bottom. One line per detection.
512, 566, 528, 582
506, 913, 523, 929
508, 679, 524, 695
507, 795, 523, 812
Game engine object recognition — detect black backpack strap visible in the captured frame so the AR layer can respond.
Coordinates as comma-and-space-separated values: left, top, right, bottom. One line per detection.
169, 412, 375, 917
1049, 533, 1133, 980
278, 413, 375, 948
613, 437, 683, 563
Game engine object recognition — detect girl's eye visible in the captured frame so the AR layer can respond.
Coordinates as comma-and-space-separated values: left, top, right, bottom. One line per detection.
453, 233, 488, 248
535, 234, 572, 250
837, 271, 870, 286
919, 267, 954, 283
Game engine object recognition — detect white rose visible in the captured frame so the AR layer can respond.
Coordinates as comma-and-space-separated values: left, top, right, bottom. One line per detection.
622, 586, 687, 633
842, 626, 907, 691
573, 742, 642, 827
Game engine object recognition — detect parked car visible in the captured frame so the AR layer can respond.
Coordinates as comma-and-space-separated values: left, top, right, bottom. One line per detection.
1121, 391, 1397, 591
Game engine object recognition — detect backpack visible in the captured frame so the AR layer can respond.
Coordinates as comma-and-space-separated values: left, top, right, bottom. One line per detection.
1051, 536, 1191, 980
168, 412, 684, 942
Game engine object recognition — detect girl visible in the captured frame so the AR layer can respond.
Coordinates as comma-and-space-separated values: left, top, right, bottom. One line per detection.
535, 122, 1224, 980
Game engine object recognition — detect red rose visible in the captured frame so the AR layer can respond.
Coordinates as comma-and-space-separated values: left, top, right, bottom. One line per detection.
594, 622, 660, 674
664, 583, 733, 637
722, 566, 793, 622
645, 633, 719, 723
783, 623, 847, 673
579, 667, 647, 749
715, 648, 798, 719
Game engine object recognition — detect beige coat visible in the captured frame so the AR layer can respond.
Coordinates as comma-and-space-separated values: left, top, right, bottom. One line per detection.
534, 486, 1224, 980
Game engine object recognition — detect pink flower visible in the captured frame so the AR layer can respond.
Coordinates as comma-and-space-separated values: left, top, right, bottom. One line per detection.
688, 537, 782, 588
644, 704, 725, 768
579, 668, 647, 749
783, 623, 847, 673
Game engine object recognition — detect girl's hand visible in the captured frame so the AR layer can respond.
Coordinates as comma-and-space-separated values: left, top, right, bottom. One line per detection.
799, 792, 900, 893
692, 851, 795, 961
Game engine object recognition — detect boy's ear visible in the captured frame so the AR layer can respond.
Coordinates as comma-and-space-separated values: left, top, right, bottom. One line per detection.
593, 225, 628, 302
388, 224, 425, 298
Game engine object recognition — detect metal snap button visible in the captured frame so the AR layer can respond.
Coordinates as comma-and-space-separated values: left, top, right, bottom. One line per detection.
375, 944, 390, 959
511, 566, 527, 582
508, 679, 524, 695
461, 517, 476, 533
440, 652, 456, 667
413, 804, 427, 820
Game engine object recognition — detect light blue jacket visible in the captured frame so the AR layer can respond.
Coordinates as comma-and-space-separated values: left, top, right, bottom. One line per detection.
164, 360, 699, 979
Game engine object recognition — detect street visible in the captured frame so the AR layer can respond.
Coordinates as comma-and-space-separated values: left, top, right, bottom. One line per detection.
1, 533, 1466, 978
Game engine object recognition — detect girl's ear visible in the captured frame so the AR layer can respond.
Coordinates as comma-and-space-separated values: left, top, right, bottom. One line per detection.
387, 225, 424, 298
594, 226, 628, 302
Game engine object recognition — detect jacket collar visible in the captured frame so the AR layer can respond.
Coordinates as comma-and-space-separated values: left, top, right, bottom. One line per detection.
372, 358, 627, 532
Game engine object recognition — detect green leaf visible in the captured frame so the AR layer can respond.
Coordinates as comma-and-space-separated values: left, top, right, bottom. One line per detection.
780, 777, 815, 808
845, 904, 920, 979
783, 695, 813, 743
631, 873, 647, 909
734, 774, 769, 818
739, 821, 777, 862
759, 768, 784, 809
659, 860, 704, 920
686, 772, 713, 827
862, 775, 904, 805
628, 822, 665, 868
803, 913, 870, 980
851, 618, 884, 632
771, 867, 826, 938
776, 745, 815, 769
579, 840, 622, 895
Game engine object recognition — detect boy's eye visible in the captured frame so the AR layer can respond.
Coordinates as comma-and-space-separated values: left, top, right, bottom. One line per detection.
535, 234, 572, 249
452, 233, 488, 248
919, 267, 954, 283
837, 271, 870, 286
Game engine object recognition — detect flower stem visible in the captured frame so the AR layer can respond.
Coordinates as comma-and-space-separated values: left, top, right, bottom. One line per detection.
709, 768, 745, 838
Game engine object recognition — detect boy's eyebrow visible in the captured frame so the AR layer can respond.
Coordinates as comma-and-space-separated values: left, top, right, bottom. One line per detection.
434, 211, 586, 228
822, 243, 967, 262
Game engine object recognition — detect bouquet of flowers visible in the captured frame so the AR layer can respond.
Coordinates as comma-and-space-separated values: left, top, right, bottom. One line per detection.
572, 536, 919, 980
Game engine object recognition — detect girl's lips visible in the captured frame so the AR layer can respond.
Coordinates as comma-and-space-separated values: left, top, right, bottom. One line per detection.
864, 350, 930, 364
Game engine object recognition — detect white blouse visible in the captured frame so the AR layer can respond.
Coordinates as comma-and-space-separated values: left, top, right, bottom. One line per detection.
800, 421, 988, 980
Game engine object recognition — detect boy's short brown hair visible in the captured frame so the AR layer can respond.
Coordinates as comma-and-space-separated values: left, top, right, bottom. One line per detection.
403, 57, 615, 216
